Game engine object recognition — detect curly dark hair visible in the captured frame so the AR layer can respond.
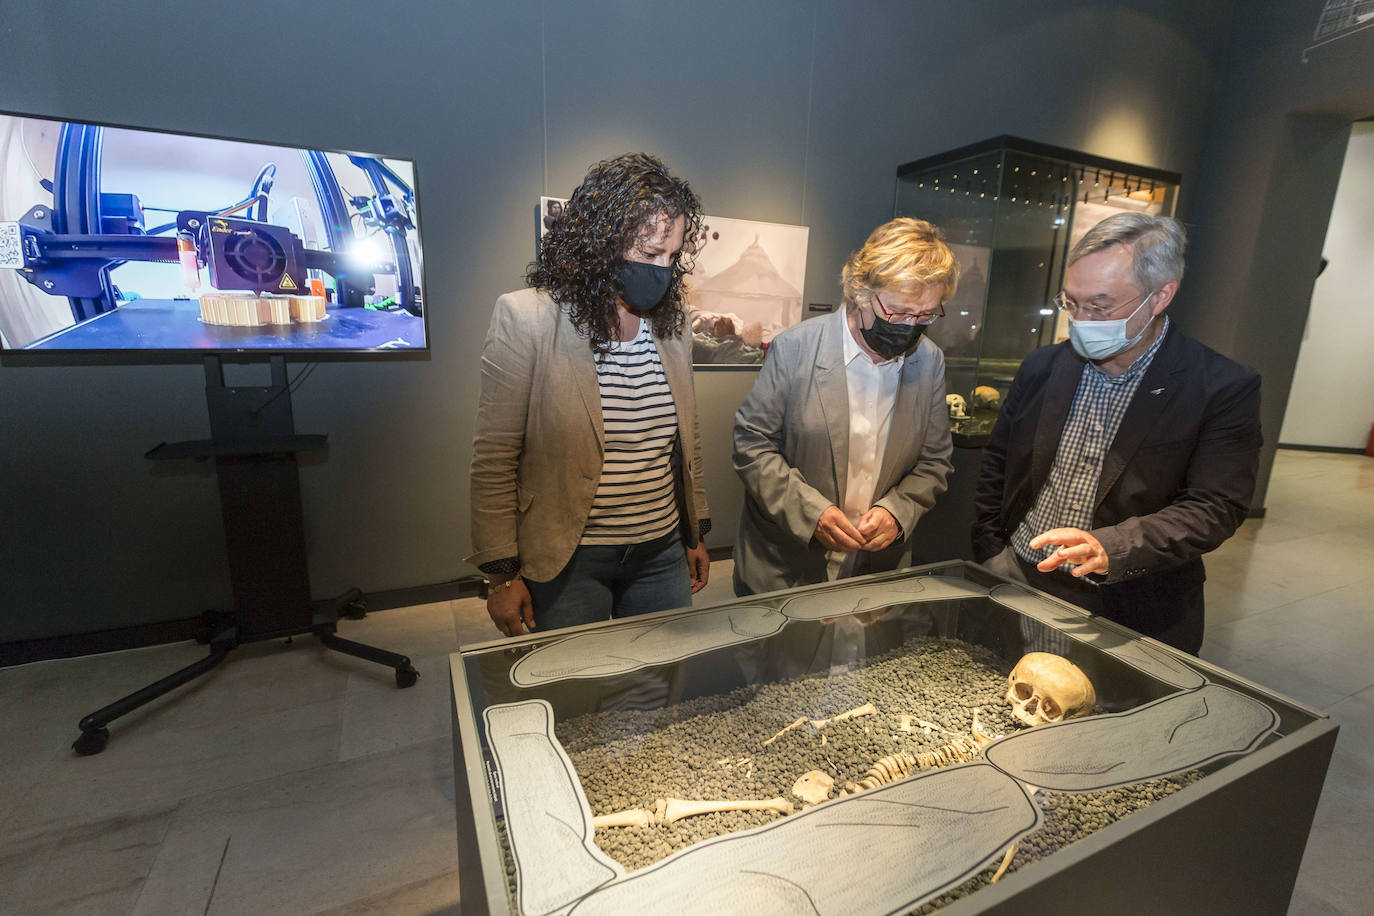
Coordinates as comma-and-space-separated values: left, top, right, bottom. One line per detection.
526, 153, 702, 354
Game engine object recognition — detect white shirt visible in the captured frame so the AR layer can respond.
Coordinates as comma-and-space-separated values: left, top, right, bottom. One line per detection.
827, 309, 904, 580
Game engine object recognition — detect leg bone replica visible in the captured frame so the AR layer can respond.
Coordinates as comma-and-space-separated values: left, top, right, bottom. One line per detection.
841, 710, 1001, 796
594, 796, 794, 830
1005, 652, 1096, 727
592, 809, 653, 829
661, 797, 793, 823
990, 841, 1019, 883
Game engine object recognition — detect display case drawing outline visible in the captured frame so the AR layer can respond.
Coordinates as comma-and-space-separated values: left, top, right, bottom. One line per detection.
451, 561, 1336, 916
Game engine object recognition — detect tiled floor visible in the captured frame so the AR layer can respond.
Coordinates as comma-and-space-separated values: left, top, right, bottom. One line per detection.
1199, 451, 1374, 916
0, 449, 1369, 914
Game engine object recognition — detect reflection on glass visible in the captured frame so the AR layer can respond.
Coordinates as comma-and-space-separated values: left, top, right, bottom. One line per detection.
895, 139, 1181, 443
455, 562, 1316, 910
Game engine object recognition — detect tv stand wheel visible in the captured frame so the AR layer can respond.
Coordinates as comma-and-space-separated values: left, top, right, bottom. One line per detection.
343, 596, 368, 621
73, 726, 109, 756
395, 664, 419, 689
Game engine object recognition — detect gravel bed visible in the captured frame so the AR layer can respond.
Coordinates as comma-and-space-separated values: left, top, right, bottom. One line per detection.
560, 636, 1017, 871
489, 634, 1203, 911
911, 773, 1202, 912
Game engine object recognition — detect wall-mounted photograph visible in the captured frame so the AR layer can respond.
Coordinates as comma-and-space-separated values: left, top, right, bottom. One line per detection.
0, 111, 427, 355
538, 197, 808, 367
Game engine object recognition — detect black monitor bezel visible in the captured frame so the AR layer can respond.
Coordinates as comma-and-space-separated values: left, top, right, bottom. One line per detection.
0, 106, 432, 366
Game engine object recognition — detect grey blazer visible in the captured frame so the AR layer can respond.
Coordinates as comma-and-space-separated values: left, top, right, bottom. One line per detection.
732, 311, 953, 594
467, 288, 709, 582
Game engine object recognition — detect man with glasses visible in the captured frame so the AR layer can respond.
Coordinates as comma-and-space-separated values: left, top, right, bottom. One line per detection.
973, 213, 1262, 653
732, 218, 955, 595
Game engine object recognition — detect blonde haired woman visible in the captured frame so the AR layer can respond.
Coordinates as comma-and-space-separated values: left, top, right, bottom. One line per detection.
731, 218, 957, 595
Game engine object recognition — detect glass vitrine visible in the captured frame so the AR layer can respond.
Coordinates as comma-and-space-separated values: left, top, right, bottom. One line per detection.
449, 561, 1333, 915
895, 137, 1181, 445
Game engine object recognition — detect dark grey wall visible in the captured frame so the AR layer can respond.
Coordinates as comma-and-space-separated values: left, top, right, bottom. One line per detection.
1174, 0, 1374, 510
0, 0, 1235, 643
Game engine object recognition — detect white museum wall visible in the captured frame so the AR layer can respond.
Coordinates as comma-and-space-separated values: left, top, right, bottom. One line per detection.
1278, 122, 1374, 450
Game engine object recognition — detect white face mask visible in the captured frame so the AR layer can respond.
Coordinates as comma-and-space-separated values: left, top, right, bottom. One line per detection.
1067, 291, 1155, 361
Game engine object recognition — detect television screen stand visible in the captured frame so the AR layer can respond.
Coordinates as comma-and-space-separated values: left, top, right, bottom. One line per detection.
72, 355, 418, 756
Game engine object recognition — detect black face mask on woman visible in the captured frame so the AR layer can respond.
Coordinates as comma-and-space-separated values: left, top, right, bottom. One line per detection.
618, 261, 673, 312
860, 313, 927, 360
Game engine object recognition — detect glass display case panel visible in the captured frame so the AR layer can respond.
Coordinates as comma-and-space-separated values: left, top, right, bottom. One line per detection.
449, 561, 1332, 916
895, 137, 1180, 445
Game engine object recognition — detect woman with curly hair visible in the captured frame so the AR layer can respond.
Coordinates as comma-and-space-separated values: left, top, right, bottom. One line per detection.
468, 153, 712, 636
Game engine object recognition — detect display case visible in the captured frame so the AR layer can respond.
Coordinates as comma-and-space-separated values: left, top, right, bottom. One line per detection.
449, 562, 1334, 915
895, 137, 1181, 446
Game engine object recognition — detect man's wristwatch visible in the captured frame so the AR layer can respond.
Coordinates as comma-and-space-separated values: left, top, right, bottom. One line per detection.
489, 574, 522, 595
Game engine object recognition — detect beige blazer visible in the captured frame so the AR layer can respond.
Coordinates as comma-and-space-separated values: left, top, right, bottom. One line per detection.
467, 287, 709, 582
732, 311, 953, 594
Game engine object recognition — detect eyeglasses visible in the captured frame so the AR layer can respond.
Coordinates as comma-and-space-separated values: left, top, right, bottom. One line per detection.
1052, 288, 1155, 321
873, 293, 944, 326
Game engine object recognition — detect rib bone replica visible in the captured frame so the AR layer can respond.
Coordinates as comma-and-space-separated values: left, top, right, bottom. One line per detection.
842, 710, 1000, 796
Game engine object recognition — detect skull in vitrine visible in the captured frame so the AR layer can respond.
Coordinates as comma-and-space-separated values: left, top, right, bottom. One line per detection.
971, 385, 1001, 411
1005, 652, 1096, 727
946, 394, 968, 419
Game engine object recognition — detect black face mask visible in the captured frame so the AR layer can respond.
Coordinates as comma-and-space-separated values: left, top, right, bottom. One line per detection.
618, 261, 673, 312
861, 313, 927, 359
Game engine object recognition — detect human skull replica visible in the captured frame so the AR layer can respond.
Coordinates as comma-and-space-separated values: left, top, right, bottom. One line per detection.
971, 385, 1001, 411
946, 393, 968, 420
1005, 652, 1096, 727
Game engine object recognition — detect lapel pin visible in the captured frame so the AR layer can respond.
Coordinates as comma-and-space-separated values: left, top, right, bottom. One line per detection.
1150, 387, 1165, 395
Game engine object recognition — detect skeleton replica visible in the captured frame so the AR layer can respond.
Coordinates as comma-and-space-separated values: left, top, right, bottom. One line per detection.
945, 393, 968, 420
970, 385, 1001, 411
1005, 652, 1097, 727
587, 655, 1100, 889
595, 655, 1098, 831
595, 701, 1009, 831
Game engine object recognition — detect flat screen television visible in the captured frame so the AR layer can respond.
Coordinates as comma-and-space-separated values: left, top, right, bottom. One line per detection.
0, 110, 427, 357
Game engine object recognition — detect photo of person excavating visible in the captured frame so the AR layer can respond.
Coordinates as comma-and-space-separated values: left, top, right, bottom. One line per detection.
0, 112, 426, 353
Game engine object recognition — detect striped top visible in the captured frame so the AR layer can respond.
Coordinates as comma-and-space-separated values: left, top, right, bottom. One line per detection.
580, 318, 681, 545
1012, 318, 1171, 566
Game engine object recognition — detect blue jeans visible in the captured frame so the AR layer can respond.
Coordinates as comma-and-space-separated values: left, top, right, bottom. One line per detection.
525, 531, 693, 632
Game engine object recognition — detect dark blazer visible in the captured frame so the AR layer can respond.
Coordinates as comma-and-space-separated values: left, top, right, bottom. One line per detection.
972, 323, 1262, 651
